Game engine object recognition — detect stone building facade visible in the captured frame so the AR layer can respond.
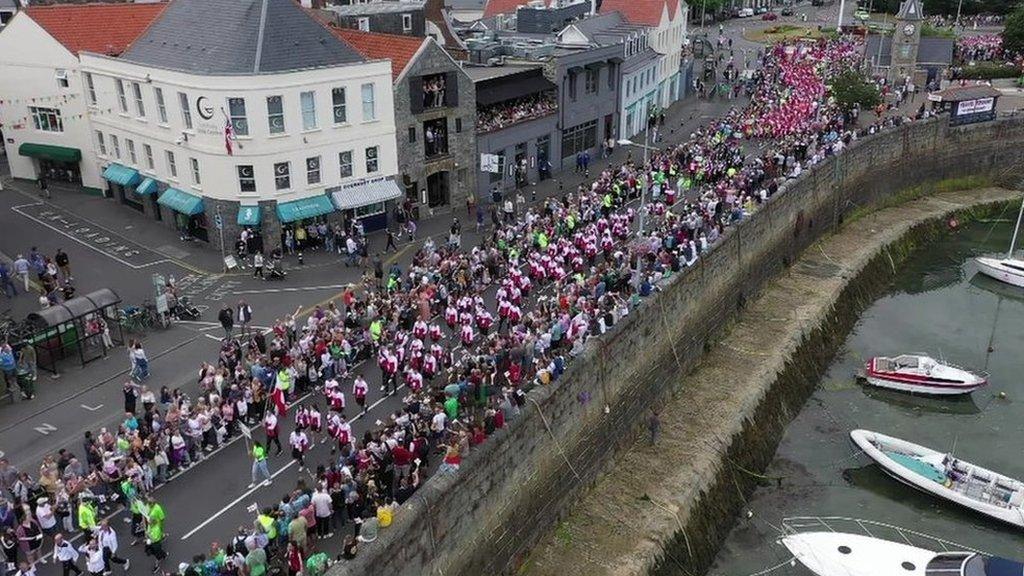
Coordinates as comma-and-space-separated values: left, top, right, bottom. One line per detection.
393, 40, 477, 215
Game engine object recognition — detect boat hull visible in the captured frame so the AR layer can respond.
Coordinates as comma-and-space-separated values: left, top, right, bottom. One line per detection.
851, 429, 1024, 529
975, 256, 1024, 289
863, 375, 985, 395
782, 532, 936, 576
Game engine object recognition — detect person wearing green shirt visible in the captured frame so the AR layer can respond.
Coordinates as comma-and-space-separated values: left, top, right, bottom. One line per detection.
369, 319, 382, 342
77, 498, 97, 537
256, 510, 277, 541
143, 496, 167, 573
444, 395, 458, 421
249, 441, 271, 488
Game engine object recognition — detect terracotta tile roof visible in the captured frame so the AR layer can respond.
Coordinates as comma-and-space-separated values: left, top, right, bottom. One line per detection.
599, 0, 671, 27
483, 0, 547, 18
330, 28, 425, 81
26, 2, 168, 56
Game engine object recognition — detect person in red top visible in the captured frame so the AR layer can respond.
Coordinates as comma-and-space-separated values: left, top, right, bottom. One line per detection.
286, 541, 303, 576
391, 443, 414, 490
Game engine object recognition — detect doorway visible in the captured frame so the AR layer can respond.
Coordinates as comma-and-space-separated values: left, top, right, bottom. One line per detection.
426, 171, 450, 208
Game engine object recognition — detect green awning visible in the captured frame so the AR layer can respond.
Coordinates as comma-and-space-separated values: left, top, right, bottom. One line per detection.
276, 195, 334, 223
19, 143, 82, 163
238, 205, 261, 226
135, 177, 158, 196
157, 188, 204, 216
102, 163, 142, 187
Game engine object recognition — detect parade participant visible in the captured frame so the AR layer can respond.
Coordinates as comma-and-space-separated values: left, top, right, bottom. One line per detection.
249, 441, 272, 488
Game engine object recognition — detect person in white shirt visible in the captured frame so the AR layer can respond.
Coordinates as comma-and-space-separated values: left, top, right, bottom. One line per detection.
289, 427, 309, 471
97, 520, 128, 573
52, 533, 82, 576
13, 562, 37, 576
310, 486, 333, 539
78, 540, 105, 576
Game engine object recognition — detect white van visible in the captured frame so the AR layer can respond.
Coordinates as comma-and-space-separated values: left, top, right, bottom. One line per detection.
738, 7, 755, 17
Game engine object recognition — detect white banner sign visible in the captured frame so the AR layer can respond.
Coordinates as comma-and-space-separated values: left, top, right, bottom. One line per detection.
957, 97, 994, 115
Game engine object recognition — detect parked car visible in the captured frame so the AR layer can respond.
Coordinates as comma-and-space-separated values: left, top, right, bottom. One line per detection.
853, 8, 870, 20
738, 7, 755, 17
762, 11, 778, 20
781, 6, 794, 15
755, 6, 768, 13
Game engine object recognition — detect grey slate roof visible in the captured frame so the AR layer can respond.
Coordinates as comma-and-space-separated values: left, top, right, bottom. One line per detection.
122, 0, 364, 75
864, 35, 953, 67
0, 0, 17, 10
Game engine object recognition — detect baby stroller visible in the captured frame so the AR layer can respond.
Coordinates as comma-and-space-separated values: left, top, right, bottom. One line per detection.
266, 257, 287, 280
172, 296, 202, 321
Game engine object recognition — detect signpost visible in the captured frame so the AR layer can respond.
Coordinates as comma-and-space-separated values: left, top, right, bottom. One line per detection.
216, 205, 227, 272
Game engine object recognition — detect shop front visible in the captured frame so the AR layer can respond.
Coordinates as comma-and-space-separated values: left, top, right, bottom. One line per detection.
237, 204, 264, 255
18, 143, 83, 185
157, 187, 208, 242
328, 177, 402, 233
103, 163, 143, 211
135, 177, 163, 221
276, 195, 336, 251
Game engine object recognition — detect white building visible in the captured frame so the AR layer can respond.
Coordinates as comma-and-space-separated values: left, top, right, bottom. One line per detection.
0, 0, 401, 251
600, 0, 687, 114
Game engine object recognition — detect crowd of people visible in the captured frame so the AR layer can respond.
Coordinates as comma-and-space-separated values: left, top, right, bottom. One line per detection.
476, 91, 558, 133
0, 249, 75, 310
1, 31, 952, 576
955, 33, 1003, 62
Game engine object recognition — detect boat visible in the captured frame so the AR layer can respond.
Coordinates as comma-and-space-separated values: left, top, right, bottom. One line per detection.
782, 530, 1024, 576
975, 194, 1024, 289
850, 429, 1024, 528
862, 354, 987, 396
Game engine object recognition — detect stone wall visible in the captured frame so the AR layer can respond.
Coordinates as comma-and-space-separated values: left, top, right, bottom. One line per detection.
330, 117, 1024, 576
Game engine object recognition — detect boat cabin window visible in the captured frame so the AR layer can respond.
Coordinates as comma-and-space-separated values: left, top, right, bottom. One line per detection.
963, 555, 985, 576
894, 356, 920, 368
925, 552, 972, 576
1005, 262, 1024, 272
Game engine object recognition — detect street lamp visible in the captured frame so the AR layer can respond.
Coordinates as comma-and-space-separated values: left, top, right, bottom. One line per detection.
618, 129, 659, 295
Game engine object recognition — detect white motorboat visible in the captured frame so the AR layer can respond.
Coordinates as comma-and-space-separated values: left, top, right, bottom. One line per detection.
863, 354, 986, 396
782, 530, 1024, 576
851, 429, 1024, 529
975, 194, 1024, 289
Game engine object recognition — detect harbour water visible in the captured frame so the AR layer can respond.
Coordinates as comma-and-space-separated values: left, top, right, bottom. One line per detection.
708, 216, 1024, 576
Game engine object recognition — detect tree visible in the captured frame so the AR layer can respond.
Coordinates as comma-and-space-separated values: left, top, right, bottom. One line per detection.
830, 71, 882, 111
1004, 5, 1024, 56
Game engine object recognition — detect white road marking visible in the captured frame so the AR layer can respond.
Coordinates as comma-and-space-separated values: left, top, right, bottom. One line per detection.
80, 404, 104, 412
11, 204, 170, 269
33, 423, 57, 435
231, 284, 354, 295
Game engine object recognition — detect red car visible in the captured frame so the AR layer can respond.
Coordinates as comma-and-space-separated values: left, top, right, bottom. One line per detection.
761, 11, 778, 20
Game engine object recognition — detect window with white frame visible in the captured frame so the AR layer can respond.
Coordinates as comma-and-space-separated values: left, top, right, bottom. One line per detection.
274, 162, 291, 190
358, 17, 369, 31
190, 157, 201, 186
237, 165, 256, 193
365, 146, 379, 173
95, 131, 106, 156
300, 91, 317, 130
402, 13, 412, 31
361, 83, 375, 121
111, 135, 121, 159
115, 79, 128, 113
267, 95, 285, 134
132, 82, 146, 118
143, 144, 154, 170
30, 107, 63, 132
55, 69, 69, 89
306, 156, 321, 185
84, 73, 97, 105
166, 150, 177, 178
339, 151, 353, 178
154, 88, 168, 123
228, 97, 249, 136
178, 92, 193, 129
126, 139, 137, 164
331, 88, 346, 124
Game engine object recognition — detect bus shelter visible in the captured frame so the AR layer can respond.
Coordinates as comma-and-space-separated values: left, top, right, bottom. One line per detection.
24, 288, 124, 374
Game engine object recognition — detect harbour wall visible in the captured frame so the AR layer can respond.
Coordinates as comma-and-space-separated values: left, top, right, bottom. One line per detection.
332, 117, 1024, 576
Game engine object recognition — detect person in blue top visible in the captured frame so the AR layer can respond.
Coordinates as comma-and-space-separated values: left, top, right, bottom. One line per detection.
0, 343, 19, 400
0, 262, 16, 298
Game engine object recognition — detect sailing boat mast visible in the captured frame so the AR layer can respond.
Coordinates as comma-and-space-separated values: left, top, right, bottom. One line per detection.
1008, 195, 1024, 260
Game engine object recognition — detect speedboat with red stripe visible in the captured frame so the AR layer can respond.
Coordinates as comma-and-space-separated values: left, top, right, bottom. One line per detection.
863, 354, 987, 396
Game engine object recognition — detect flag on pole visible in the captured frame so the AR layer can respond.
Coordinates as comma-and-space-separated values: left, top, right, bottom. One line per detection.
225, 118, 235, 156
